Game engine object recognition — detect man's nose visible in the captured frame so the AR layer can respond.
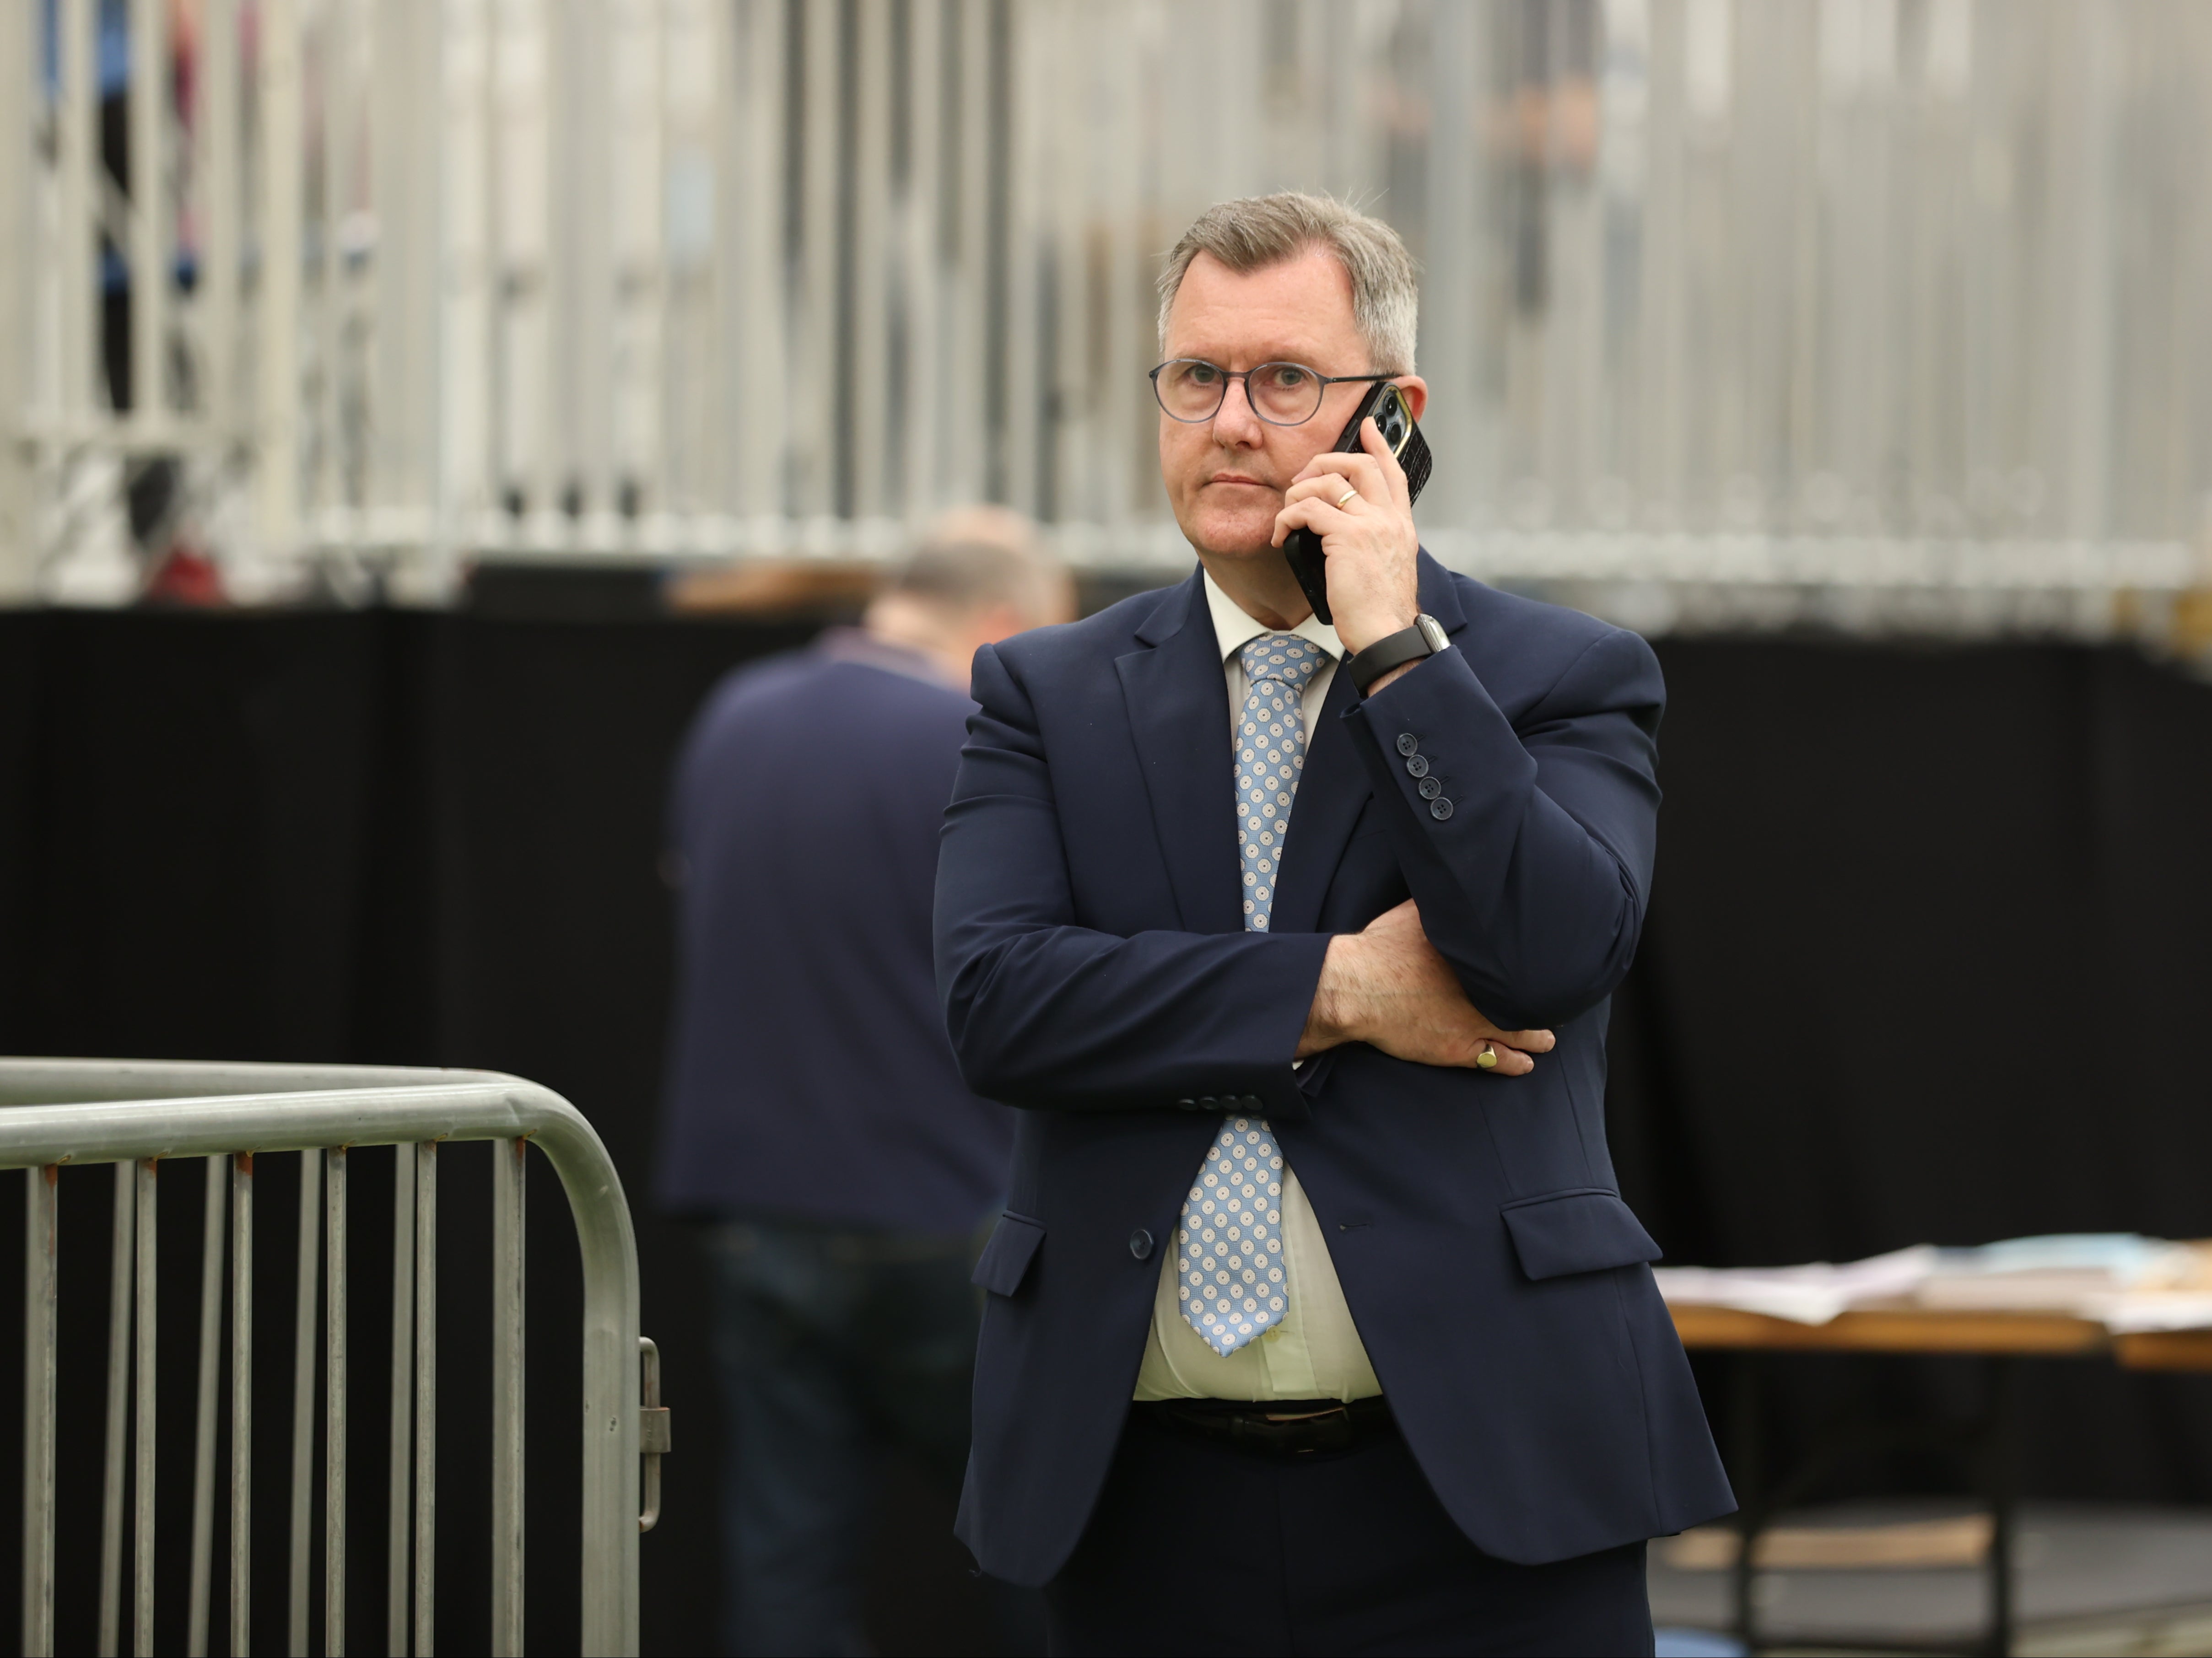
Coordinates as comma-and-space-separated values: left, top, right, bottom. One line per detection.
1210, 375, 1266, 447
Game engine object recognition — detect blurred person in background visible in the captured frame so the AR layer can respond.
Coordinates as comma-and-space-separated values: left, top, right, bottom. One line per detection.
656, 510, 1072, 1657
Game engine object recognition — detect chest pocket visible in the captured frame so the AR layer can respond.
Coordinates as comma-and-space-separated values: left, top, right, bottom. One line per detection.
971, 1211, 1046, 1297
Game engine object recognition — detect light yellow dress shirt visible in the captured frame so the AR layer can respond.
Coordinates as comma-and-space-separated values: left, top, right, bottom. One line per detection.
1131, 572, 1384, 1404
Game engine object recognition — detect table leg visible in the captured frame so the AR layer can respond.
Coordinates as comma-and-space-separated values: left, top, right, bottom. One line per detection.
1730, 1352, 1765, 1652
1980, 1358, 2017, 1658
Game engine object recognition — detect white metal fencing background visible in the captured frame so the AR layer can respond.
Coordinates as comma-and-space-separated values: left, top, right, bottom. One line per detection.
1, 0, 2209, 620
5, 1059, 648, 1658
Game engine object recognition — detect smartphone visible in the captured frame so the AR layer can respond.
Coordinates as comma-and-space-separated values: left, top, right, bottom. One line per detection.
1281, 380, 1432, 626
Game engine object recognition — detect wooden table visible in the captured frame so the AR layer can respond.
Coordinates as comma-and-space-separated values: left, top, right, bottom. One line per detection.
2114, 1328, 2212, 1371
1671, 1301, 2110, 1357
1672, 1300, 2212, 1368
1665, 1299, 2212, 1655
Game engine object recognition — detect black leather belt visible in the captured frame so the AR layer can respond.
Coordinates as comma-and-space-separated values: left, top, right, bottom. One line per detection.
1136, 1396, 1394, 1458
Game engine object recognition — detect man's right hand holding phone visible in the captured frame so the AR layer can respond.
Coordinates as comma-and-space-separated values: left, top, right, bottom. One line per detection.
1297, 898, 1555, 1074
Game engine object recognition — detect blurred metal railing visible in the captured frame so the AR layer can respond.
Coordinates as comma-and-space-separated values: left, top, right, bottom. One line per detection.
3, 1, 2209, 630
5, 1059, 648, 1658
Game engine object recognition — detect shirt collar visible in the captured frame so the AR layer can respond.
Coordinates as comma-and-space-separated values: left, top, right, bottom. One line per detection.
1201, 568, 1344, 666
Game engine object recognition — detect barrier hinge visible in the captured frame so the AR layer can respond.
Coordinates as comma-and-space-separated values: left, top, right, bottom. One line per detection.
639, 1336, 670, 1531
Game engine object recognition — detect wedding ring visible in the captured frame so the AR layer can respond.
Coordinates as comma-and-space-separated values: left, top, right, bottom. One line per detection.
1334, 487, 1360, 509
1476, 1042, 1498, 1070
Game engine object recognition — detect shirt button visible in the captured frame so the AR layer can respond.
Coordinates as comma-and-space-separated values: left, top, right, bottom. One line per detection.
1128, 1228, 1155, 1261
1430, 797, 1455, 821
1395, 732, 1419, 756
1418, 776, 1443, 800
1404, 754, 1430, 779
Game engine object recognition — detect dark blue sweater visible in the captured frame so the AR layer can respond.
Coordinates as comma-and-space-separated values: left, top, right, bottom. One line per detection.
656, 632, 1015, 1232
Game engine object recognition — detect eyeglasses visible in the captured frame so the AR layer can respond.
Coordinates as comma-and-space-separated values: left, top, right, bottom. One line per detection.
1149, 359, 1403, 427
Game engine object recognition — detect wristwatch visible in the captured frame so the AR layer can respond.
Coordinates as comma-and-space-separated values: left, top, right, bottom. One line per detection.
1347, 614, 1450, 696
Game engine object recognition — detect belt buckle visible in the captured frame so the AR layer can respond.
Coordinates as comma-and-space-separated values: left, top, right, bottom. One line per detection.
1246, 1404, 1351, 1456
1262, 1405, 1346, 1427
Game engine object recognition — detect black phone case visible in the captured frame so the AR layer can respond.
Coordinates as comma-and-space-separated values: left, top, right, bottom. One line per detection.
1281, 382, 1432, 626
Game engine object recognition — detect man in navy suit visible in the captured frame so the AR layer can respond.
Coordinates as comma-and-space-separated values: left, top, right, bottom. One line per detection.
659, 514, 1068, 1655
935, 194, 1732, 1655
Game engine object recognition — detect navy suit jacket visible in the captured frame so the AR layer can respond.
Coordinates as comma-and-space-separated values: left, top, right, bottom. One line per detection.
657, 633, 1016, 1233
934, 555, 1732, 1585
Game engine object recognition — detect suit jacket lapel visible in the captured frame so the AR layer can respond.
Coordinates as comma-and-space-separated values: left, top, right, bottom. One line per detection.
1111, 554, 1463, 938
1269, 658, 1369, 936
1114, 575, 1242, 934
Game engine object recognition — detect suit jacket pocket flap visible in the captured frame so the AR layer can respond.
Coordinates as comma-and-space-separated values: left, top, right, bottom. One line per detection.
971, 1211, 1046, 1297
1500, 1188, 1662, 1281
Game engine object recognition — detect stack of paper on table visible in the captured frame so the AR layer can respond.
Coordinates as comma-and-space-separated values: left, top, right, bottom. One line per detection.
1654, 1235, 2212, 1330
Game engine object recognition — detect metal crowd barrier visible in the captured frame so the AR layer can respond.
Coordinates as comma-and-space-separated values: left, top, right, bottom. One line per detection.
4, 1059, 656, 1657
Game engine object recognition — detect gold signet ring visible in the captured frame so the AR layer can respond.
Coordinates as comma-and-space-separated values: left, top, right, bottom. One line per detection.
1334, 487, 1360, 509
1476, 1042, 1498, 1070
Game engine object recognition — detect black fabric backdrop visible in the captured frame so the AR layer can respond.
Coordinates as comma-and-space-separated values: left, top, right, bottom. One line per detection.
2, 606, 2210, 1654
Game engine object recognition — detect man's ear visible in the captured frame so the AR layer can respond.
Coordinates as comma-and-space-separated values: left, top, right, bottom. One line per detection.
1394, 376, 1430, 423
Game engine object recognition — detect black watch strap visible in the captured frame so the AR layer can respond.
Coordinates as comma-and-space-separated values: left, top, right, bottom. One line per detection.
1348, 614, 1447, 695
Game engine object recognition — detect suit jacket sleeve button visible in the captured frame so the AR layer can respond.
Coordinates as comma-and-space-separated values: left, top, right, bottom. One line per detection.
1129, 1228, 1155, 1260
1176, 1098, 1197, 1110
1430, 797, 1454, 821
1404, 754, 1430, 778
1241, 1094, 1263, 1109
1418, 776, 1443, 800
1197, 1095, 1216, 1109
1395, 732, 1419, 756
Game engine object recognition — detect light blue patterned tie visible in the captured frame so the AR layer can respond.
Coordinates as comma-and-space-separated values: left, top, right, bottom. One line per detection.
1177, 634, 1324, 1357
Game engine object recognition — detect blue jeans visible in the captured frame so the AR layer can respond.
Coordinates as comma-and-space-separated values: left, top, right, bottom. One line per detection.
699, 1217, 1008, 1656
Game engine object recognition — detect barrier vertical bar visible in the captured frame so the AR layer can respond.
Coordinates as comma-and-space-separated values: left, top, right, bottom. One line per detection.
795, 0, 838, 517
570, 1141, 642, 1655
491, 1138, 525, 1655
133, 1160, 157, 1657
387, 1142, 416, 1653
21, 1166, 58, 1657
413, 1141, 437, 1656
539, 0, 570, 524
850, 0, 892, 519
258, 0, 303, 550
0, 0, 33, 599
201, 0, 242, 434
127, 0, 169, 433
231, 1154, 255, 1657
290, 1148, 322, 1657
899, 0, 942, 522
326, 1147, 349, 1655
480, 0, 508, 533
188, 1157, 227, 1657
99, 1161, 135, 1658
317, 0, 351, 521
59, 0, 97, 420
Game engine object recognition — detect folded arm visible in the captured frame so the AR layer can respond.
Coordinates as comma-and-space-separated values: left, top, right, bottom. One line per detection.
934, 643, 1331, 1116
1342, 629, 1664, 1033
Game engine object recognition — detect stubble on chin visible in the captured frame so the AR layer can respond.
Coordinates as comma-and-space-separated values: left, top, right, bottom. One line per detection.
1178, 491, 1283, 562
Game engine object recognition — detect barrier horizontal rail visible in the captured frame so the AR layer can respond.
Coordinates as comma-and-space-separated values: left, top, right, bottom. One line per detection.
2, 1059, 646, 1658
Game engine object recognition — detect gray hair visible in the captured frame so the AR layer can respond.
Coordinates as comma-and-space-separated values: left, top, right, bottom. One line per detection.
889, 506, 1069, 626
1155, 193, 1419, 374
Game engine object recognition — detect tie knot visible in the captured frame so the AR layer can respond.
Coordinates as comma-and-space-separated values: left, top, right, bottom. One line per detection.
1238, 633, 1324, 694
